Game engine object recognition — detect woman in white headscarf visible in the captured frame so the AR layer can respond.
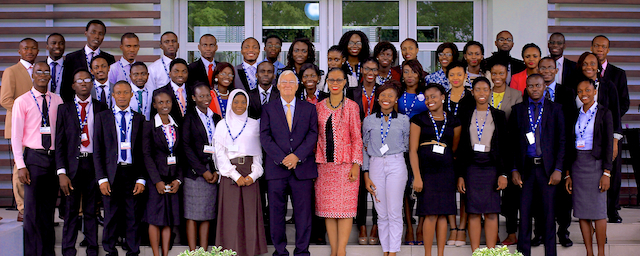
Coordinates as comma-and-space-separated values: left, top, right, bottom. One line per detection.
213, 89, 267, 255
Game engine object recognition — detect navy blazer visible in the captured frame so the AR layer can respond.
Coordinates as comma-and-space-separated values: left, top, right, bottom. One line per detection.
55, 99, 109, 179
61, 49, 115, 102
93, 109, 145, 185
509, 99, 566, 177
567, 104, 614, 171
561, 58, 577, 88
260, 98, 318, 180
603, 63, 629, 117
152, 83, 188, 125
247, 86, 280, 119
181, 109, 222, 179
142, 117, 184, 185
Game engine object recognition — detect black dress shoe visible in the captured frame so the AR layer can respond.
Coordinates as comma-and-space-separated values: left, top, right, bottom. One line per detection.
315, 238, 327, 245
608, 213, 623, 223
531, 236, 542, 247
559, 236, 573, 247
97, 214, 104, 226
79, 239, 89, 247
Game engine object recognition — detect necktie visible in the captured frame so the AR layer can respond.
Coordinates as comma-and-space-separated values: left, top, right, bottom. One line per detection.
99, 85, 107, 105
262, 91, 268, 105
286, 103, 292, 131
51, 62, 58, 93
42, 94, 51, 150
601, 65, 606, 77
208, 63, 214, 85
88, 52, 94, 70
120, 111, 127, 161
248, 66, 257, 90
178, 87, 186, 115
80, 102, 90, 147
137, 90, 144, 113
544, 87, 552, 102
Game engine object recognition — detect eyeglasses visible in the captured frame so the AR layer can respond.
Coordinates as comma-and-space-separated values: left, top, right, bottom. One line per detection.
438, 53, 453, 58
348, 41, 362, 47
35, 71, 51, 75
218, 73, 234, 78
75, 78, 93, 83
279, 80, 298, 85
526, 84, 545, 89
498, 38, 513, 43
327, 78, 345, 84
266, 44, 281, 49
363, 67, 378, 73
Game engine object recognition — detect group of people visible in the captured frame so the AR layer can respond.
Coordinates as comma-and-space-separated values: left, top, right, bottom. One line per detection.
1, 18, 629, 256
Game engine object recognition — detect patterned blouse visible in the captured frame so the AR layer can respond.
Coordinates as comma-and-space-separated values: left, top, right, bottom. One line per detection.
315, 98, 364, 165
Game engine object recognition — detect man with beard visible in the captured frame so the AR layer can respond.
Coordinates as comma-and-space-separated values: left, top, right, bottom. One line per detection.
485, 30, 526, 85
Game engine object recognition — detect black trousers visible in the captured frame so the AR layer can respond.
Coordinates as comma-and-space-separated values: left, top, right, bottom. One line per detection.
23, 148, 58, 256
607, 140, 623, 216
517, 164, 557, 256
61, 155, 99, 256
102, 165, 143, 256
501, 181, 521, 234
533, 177, 572, 239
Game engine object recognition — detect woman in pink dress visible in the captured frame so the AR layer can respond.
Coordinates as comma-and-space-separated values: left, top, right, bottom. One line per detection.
316, 67, 363, 256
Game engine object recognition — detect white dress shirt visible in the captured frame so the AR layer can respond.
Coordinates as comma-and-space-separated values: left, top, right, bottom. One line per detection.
170, 81, 188, 115
84, 45, 101, 69
197, 107, 216, 145
109, 57, 134, 85
19, 59, 34, 78
259, 85, 274, 105
47, 56, 64, 95
148, 55, 172, 92
131, 84, 152, 120
94, 80, 112, 107
242, 61, 259, 90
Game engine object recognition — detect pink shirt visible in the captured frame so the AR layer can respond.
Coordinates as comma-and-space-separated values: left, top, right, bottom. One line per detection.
11, 87, 63, 169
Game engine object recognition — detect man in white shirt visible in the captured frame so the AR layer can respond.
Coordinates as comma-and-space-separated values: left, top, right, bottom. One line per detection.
547, 32, 576, 86
234, 37, 261, 91
129, 62, 152, 121
108, 33, 140, 85
46, 33, 66, 96
148, 31, 179, 92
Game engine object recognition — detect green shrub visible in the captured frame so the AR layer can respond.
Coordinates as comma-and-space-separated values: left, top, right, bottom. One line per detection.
472, 246, 524, 256
177, 247, 237, 256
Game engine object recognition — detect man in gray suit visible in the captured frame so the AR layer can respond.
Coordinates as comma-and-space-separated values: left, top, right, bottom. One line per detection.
234, 37, 261, 91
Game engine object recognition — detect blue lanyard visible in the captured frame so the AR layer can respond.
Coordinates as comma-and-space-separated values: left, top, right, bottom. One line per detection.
85, 51, 95, 70
224, 118, 248, 143
301, 89, 319, 101
377, 69, 392, 84
578, 108, 596, 139
402, 92, 418, 115
215, 90, 226, 118
113, 108, 133, 141
428, 111, 447, 143
242, 65, 257, 89
118, 61, 131, 84
528, 103, 544, 133
447, 89, 465, 116
380, 114, 392, 144
161, 124, 176, 155
95, 81, 109, 102
205, 114, 214, 144
491, 93, 502, 110
74, 98, 89, 131
173, 85, 186, 114
30, 91, 51, 126
134, 89, 148, 115
161, 58, 171, 80
347, 62, 361, 80
50, 62, 63, 89
475, 109, 489, 142
363, 85, 376, 115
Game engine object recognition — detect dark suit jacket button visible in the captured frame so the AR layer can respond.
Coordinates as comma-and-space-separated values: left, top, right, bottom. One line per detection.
290, 138, 293, 141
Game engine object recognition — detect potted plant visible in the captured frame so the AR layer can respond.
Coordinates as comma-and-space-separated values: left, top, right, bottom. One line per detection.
472, 246, 524, 256
178, 246, 237, 256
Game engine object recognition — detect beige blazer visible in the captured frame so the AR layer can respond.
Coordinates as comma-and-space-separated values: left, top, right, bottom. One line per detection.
499, 86, 523, 121
1, 63, 34, 139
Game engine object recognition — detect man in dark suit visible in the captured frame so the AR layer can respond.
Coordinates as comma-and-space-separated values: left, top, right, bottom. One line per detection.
234, 37, 261, 92
548, 32, 577, 87
510, 74, 565, 256
591, 35, 629, 223
56, 69, 109, 256
247, 61, 279, 119
187, 34, 218, 93
484, 30, 526, 85
154, 58, 190, 125
62, 20, 115, 102
90, 55, 115, 108
260, 70, 318, 256
94, 81, 146, 256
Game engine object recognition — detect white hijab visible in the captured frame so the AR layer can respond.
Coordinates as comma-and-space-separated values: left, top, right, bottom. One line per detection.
213, 89, 262, 156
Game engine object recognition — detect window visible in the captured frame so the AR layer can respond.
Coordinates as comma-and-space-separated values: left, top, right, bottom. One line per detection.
262, 1, 320, 42
187, 1, 245, 43
342, 1, 399, 43
416, 1, 474, 43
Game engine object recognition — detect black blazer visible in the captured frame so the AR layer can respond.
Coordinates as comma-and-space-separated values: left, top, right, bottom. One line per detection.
233, 64, 252, 92
152, 83, 188, 125
445, 89, 476, 118
603, 63, 629, 116
508, 99, 566, 177
567, 104, 614, 171
55, 99, 109, 179
456, 107, 509, 178
561, 57, 577, 88
61, 49, 115, 102
93, 109, 145, 185
485, 52, 526, 75
596, 79, 622, 134
247, 86, 280, 119
187, 58, 219, 94
260, 98, 318, 181
346, 83, 378, 121
142, 117, 184, 185
181, 109, 222, 180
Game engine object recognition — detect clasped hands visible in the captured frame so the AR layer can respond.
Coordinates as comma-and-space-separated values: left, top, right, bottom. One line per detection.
282, 153, 299, 170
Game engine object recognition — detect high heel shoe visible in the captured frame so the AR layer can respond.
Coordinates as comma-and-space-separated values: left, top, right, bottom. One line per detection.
455, 228, 467, 246
447, 228, 458, 246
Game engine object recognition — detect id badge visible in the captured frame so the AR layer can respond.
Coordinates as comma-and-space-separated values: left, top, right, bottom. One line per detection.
40, 126, 51, 134
433, 145, 445, 154
81, 133, 89, 142
167, 155, 177, 165
526, 132, 535, 145
229, 145, 239, 152
473, 144, 486, 152
120, 142, 131, 150
576, 140, 586, 148
203, 145, 215, 154
379, 144, 389, 155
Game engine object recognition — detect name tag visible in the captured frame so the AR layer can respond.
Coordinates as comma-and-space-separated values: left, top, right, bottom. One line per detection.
576, 140, 586, 148
473, 144, 486, 152
526, 132, 535, 145
40, 126, 51, 134
120, 142, 131, 150
164, 185, 171, 193
167, 155, 176, 165
81, 133, 89, 142
203, 145, 215, 154
379, 144, 389, 155
228, 145, 239, 152
433, 145, 445, 154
